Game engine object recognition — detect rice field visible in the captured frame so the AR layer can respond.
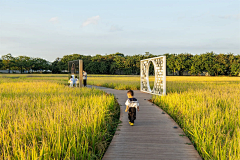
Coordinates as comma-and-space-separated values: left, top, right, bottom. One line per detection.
1, 74, 239, 159
0, 75, 119, 159
90, 75, 240, 160
88, 75, 141, 90
152, 77, 240, 160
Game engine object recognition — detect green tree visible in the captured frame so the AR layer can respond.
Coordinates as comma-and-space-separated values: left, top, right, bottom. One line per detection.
52, 57, 62, 73
15, 56, 28, 73
213, 54, 227, 76
175, 53, 192, 76
124, 56, 135, 74
32, 58, 50, 72
201, 52, 216, 76
230, 55, 240, 76
114, 54, 125, 74
189, 55, 202, 75
86, 61, 100, 74
2, 53, 15, 73
114, 52, 124, 57
110, 62, 117, 74
166, 54, 177, 75
22, 56, 34, 73
226, 53, 235, 76
99, 62, 108, 74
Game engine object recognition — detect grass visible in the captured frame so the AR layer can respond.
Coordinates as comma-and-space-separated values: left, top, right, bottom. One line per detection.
0, 75, 119, 159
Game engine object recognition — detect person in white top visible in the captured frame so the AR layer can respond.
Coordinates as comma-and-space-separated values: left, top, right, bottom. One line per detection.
69, 75, 74, 88
74, 76, 78, 87
125, 90, 140, 126
83, 71, 87, 87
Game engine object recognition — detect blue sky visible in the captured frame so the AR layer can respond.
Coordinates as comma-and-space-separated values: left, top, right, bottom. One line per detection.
0, 0, 239, 61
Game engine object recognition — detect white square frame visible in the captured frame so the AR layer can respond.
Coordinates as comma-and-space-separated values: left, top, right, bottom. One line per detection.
140, 56, 166, 95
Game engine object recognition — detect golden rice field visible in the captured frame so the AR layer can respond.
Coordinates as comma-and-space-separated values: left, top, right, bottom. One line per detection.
1, 74, 240, 159
152, 77, 240, 160
89, 75, 240, 160
0, 75, 119, 159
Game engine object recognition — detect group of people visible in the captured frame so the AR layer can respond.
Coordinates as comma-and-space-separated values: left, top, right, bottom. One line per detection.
69, 71, 87, 87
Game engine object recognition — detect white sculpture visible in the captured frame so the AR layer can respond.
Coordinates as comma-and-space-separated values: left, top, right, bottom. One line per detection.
140, 56, 166, 95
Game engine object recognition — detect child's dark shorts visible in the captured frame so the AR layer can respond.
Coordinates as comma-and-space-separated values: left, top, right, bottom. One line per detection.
128, 107, 136, 123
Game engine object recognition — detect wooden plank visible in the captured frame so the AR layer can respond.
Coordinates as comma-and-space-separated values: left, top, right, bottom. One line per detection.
89, 86, 202, 160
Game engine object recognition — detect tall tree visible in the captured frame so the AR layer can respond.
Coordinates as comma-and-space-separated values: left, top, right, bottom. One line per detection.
201, 52, 216, 76
189, 55, 202, 75
2, 53, 15, 73
52, 57, 62, 73
15, 56, 28, 73
166, 54, 177, 75
114, 54, 125, 74
213, 54, 227, 76
230, 55, 240, 76
32, 58, 50, 72
175, 53, 192, 76
226, 53, 235, 76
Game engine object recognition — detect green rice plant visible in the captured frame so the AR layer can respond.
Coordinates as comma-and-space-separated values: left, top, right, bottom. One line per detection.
0, 80, 119, 159
88, 75, 142, 90
152, 78, 240, 160
89, 75, 240, 159
1, 74, 240, 159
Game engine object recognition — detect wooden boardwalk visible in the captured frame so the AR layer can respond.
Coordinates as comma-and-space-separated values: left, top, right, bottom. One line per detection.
89, 85, 202, 160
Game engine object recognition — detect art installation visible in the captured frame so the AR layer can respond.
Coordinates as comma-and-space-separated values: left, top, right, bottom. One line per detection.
68, 60, 83, 87
140, 56, 166, 95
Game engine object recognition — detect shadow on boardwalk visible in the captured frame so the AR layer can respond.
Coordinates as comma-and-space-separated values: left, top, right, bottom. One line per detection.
88, 85, 202, 160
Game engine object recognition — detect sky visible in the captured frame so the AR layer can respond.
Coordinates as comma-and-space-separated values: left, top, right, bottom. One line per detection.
0, 0, 240, 62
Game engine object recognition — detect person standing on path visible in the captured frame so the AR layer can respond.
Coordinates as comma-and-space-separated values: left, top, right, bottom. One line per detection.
125, 90, 139, 126
83, 71, 87, 87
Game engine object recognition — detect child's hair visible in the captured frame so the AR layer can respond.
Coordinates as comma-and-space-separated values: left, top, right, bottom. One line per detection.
127, 90, 134, 96
75, 76, 77, 78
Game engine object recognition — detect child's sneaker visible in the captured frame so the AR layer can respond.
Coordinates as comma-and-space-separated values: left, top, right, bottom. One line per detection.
130, 123, 134, 126
129, 121, 131, 125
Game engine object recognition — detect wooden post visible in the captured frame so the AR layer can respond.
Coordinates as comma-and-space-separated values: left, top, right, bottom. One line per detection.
79, 60, 83, 87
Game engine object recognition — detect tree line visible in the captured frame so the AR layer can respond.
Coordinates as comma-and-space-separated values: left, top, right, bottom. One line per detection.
0, 54, 50, 73
1, 52, 240, 76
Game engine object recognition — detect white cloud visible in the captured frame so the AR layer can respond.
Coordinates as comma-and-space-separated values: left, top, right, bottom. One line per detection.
49, 17, 59, 23
82, 15, 100, 27
109, 25, 122, 32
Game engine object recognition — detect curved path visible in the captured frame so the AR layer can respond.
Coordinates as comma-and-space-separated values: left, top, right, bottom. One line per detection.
88, 85, 201, 160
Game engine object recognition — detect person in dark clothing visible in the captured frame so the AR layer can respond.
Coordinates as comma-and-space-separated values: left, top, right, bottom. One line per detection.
125, 90, 140, 126
83, 71, 87, 87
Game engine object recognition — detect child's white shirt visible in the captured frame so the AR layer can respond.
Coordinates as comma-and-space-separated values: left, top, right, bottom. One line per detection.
125, 98, 139, 109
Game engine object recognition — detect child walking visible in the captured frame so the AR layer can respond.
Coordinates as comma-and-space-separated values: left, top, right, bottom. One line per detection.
74, 76, 78, 87
125, 90, 139, 126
